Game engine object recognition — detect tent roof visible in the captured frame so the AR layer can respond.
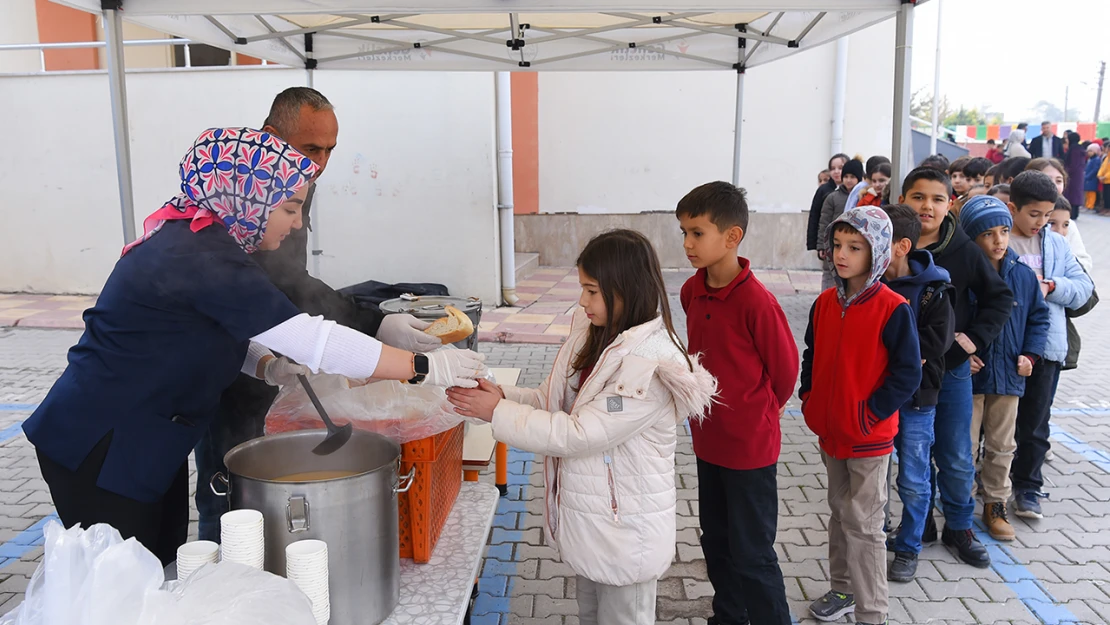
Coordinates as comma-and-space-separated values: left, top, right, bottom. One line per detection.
55, 0, 915, 71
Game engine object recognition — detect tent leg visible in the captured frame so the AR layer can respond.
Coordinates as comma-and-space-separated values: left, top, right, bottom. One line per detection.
103, 7, 136, 244
496, 72, 519, 306
831, 37, 849, 155
731, 70, 745, 187
929, 0, 943, 155
891, 1, 915, 189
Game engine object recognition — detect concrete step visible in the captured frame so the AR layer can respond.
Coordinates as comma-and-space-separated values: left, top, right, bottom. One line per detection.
514, 253, 540, 283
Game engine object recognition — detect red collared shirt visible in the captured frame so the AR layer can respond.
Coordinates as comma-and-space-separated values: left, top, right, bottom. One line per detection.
680, 258, 799, 470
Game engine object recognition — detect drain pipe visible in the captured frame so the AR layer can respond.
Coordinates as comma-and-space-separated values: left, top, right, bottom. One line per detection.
495, 71, 520, 306
830, 36, 849, 155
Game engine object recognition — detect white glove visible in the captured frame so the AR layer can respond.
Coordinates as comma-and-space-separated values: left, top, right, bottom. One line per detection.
263, 356, 310, 387
377, 314, 442, 353
425, 349, 488, 389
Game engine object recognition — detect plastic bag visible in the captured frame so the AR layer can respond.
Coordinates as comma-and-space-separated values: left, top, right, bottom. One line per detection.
1, 523, 315, 625
138, 562, 315, 625
265, 347, 489, 443
0, 521, 162, 625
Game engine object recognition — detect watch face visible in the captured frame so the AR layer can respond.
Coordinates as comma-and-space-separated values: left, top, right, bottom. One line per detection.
415, 354, 430, 375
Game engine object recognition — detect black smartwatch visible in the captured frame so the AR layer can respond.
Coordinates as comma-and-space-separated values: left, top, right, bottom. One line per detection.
408, 354, 430, 385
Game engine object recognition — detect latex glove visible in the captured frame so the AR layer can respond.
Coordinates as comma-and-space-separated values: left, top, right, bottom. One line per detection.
263, 356, 309, 387
377, 314, 441, 353
425, 349, 488, 389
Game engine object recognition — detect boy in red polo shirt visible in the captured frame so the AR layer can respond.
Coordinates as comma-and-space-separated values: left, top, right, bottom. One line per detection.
676, 182, 798, 625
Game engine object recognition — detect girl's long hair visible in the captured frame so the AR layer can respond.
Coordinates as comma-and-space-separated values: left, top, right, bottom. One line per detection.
570, 229, 692, 376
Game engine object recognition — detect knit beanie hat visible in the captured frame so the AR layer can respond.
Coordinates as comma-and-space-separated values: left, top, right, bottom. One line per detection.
960, 195, 1012, 241
842, 159, 865, 182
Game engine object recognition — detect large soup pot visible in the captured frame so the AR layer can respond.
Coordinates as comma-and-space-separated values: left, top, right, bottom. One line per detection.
212, 429, 413, 625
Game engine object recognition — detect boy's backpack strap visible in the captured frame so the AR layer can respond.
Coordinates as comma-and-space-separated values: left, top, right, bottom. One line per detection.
918, 281, 951, 318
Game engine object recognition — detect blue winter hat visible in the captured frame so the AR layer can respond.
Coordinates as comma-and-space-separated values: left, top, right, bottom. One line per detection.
960, 195, 1012, 241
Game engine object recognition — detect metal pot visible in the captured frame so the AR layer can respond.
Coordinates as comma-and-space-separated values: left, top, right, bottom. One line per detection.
379, 295, 483, 351
211, 430, 414, 625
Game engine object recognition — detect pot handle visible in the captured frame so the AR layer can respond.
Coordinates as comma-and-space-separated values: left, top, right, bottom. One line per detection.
210, 472, 230, 497
288, 495, 310, 533
395, 466, 417, 494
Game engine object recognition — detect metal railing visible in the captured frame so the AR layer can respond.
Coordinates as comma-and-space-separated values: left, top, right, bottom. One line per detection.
0, 39, 272, 73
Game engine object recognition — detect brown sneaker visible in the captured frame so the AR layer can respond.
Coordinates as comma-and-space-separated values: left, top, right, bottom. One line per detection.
984, 501, 1016, 541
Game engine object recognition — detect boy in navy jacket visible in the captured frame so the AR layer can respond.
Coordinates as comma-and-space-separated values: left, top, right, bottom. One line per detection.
961, 195, 1050, 540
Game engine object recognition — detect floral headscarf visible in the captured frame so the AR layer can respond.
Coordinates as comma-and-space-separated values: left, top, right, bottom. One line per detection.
122, 127, 318, 256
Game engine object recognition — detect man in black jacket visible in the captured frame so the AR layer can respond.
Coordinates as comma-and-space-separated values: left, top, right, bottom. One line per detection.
1029, 121, 1064, 160
194, 88, 442, 541
899, 167, 1014, 571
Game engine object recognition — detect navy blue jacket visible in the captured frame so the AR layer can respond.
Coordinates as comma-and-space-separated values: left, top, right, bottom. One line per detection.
24, 222, 300, 502
883, 250, 955, 409
971, 249, 1050, 397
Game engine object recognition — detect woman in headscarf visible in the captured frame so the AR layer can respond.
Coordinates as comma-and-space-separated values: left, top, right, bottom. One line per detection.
1004, 129, 1032, 158
23, 128, 485, 566
1063, 130, 1087, 217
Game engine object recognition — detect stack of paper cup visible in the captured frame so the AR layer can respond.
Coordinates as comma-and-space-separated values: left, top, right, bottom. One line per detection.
176, 540, 219, 581
220, 509, 265, 569
286, 539, 331, 625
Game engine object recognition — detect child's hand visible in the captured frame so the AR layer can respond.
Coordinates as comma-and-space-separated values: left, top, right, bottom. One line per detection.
1040, 280, 1055, 298
1017, 355, 1033, 377
954, 332, 977, 355
817, 249, 827, 261
969, 355, 984, 374
446, 378, 503, 422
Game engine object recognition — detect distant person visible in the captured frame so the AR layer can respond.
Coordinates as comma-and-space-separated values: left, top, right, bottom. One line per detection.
919, 154, 951, 171
819, 169, 831, 186
818, 158, 864, 290
1062, 131, 1086, 216
1004, 130, 1031, 159
1101, 139, 1110, 213
1026, 158, 1093, 272
846, 156, 892, 210
1084, 143, 1103, 211
987, 184, 1011, 205
1028, 122, 1063, 160
998, 156, 1032, 184
948, 157, 973, 198
807, 153, 850, 253
986, 139, 1005, 164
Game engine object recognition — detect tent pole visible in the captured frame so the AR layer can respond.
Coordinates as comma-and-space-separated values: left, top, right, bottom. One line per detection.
304, 33, 322, 277
103, 5, 136, 244
732, 70, 745, 187
892, 1, 915, 189
495, 71, 519, 306
930, 0, 942, 154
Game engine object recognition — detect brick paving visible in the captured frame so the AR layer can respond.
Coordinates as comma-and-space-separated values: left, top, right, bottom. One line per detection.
4, 216, 1110, 623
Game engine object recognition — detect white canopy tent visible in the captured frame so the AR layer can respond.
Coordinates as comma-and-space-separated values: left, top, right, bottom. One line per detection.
54, 0, 924, 304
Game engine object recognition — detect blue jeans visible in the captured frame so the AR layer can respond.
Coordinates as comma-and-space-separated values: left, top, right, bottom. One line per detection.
929, 361, 976, 531
892, 405, 935, 554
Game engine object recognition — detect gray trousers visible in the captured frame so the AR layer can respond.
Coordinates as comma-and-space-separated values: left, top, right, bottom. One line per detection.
576, 576, 658, 625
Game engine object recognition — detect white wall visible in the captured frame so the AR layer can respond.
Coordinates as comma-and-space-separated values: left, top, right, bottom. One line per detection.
0, 0, 41, 73
0, 68, 501, 302
537, 19, 897, 215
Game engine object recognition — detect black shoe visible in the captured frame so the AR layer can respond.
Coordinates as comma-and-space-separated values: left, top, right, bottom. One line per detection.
922, 513, 938, 544
941, 526, 991, 568
808, 591, 855, 622
888, 551, 919, 582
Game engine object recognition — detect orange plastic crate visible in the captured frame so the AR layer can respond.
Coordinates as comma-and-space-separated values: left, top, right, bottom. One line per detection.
398, 423, 464, 563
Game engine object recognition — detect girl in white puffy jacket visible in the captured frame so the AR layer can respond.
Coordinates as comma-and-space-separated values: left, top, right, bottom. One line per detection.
448, 229, 716, 625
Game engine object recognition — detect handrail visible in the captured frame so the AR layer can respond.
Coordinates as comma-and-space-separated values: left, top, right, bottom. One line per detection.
0, 39, 270, 72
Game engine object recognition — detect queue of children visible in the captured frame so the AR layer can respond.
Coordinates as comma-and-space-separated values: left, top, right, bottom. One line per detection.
445, 152, 1095, 625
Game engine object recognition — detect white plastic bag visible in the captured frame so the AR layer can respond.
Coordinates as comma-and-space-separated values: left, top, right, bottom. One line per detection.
0, 522, 314, 625
0, 521, 162, 625
139, 562, 315, 625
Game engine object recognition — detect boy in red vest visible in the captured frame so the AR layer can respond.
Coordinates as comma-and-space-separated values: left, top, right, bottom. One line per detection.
801, 206, 922, 625
677, 182, 798, 625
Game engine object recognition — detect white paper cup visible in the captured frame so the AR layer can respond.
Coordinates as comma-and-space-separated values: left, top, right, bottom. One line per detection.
176, 540, 219, 580
221, 509, 263, 527
286, 540, 330, 623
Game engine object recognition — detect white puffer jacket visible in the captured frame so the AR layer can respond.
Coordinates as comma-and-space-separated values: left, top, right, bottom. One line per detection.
492, 309, 716, 586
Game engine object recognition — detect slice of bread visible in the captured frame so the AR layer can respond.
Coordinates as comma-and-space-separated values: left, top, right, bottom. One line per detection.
423, 305, 475, 344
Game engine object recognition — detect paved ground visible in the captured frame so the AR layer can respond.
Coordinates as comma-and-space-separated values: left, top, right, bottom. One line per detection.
3, 214, 1110, 623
